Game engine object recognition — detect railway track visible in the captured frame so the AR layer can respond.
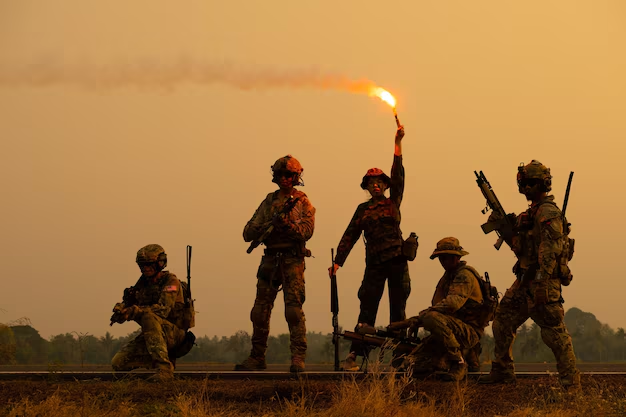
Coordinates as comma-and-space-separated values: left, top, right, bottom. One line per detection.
2, 370, 626, 382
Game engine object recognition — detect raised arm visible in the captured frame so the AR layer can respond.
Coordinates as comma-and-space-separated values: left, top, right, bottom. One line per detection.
390, 126, 405, 207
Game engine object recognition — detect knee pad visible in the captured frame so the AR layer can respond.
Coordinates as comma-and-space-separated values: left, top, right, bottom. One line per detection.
111, 353, 129, 371
285, 306, 304, 326
419, 310, 440, 331
250, 304, 271, 327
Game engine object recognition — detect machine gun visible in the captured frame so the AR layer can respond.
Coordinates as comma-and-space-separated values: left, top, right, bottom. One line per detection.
341, 323, 421, 357
246, 196, 301, 254
330, 248, 340, 371
475, 170, 516, 250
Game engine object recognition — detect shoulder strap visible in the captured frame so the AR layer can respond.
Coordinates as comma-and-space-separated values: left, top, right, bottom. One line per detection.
457, 265, 482, 280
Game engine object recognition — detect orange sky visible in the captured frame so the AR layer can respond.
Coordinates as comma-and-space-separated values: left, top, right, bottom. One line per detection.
1, 1, 625, 339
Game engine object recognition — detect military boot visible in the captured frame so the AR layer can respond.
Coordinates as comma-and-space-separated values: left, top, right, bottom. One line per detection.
562, 371, 581, 394
290, 356, 305, 373
341, 352, 360, 372
147, 365, 174, 383
478, 363, 516, 384
442, 361, 468, 382
234, 356, 267, 371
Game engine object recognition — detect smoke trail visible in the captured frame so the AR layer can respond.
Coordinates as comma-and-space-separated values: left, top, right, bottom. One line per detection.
0, 56, 384, 96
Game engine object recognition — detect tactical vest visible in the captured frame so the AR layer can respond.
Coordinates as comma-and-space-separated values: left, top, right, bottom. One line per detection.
515, 200, 575, 283
133, 272, 195, 331
456, 266, 499, 329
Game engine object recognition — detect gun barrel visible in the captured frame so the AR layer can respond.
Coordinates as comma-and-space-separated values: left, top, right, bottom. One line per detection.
562, 171, 574, 218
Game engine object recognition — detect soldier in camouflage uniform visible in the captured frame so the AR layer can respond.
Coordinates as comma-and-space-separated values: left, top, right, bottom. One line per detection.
111, 244, 188, 382
480, 161, 580, 391
329, 125, 414, 371
235, 155, 315, 373
401, 238, 485, 381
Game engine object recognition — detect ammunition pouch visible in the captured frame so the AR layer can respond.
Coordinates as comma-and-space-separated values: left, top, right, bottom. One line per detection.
558, 265, 573, 286
402, 232, 418, 262
171, 331, 196, 359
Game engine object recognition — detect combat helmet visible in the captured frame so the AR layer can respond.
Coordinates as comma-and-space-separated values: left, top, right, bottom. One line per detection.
136, 244, 167, 271
517, 160, 552, 193
360, 168, 391, 190
271, 155, 304, 186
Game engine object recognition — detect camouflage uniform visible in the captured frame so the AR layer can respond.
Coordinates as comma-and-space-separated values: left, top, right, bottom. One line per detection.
335, 155, 411, 355
486, 161, 579, 387
111, 271, 186, 374
243, 188, 315, 364
407, 239, 484, 379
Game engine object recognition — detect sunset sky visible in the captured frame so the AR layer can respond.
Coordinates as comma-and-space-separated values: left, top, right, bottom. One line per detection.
1, 1, 625, 340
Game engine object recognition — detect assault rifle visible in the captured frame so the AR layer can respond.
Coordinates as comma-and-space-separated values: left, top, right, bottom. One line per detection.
562, 172, 574, 225
186, 245, 193, 308
246, 196, 301, 254
341, 323, 421, 356
475, 171, 516, 250
109, 287, 137, 326
330, 248, 340, 371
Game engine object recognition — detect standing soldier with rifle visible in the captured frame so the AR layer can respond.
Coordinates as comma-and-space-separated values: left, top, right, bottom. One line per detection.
477, 161, 579, 392
236, 155, 315, 373
328, 125, 418, 371
110, 244, 196, 382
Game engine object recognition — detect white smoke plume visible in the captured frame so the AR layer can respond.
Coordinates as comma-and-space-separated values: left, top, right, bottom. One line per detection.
0, 56, 383, 96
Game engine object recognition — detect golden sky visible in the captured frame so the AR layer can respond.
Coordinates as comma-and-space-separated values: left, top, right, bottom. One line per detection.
1, 1, 625, 339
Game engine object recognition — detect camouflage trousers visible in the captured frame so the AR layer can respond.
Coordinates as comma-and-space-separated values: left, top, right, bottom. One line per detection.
111, 311, 185, 372
407, 310, 480, 372
250, 253, 306, 359
352, 256, 411, 356
492, 285, 579, 385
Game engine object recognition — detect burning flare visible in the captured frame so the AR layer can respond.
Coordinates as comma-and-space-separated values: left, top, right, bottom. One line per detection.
369, 87, 397, 110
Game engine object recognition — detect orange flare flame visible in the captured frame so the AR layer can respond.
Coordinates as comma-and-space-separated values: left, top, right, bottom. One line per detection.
369, 87, 397, 110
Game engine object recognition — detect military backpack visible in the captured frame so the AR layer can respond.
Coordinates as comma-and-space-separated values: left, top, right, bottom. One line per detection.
179, 280, 195, 330
459, 266, 499, 328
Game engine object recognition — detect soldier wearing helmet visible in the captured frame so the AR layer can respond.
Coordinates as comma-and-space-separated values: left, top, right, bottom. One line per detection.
399, 238, 487, 381
480, 161, 580, 391
329, 125, 416, 371
110, 244, 193, 382
236, 155, 315, 373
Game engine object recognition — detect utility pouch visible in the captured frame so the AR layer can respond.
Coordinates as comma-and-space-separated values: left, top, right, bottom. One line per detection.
567, 238, 575, 261
402, 232, 419, 262
172, 331, 196, 359
559, 265, 573, 286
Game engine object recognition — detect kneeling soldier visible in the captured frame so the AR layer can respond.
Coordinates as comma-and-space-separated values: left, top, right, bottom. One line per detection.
401, 238, 492, 381
111, 244, 195, 382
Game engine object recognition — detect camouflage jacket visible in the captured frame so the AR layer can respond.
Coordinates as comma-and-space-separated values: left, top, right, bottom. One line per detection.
510, 195, 568, 304
127, 271, 186, 329
335, 155, 405, 266
243, 189, 315, 251
429, 262, 484, 328
512, 195, 564, 276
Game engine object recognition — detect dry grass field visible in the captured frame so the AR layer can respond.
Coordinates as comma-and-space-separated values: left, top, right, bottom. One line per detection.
1, 372, 625, 416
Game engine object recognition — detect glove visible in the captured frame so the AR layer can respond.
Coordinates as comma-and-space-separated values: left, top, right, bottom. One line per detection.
122, 305, 141, 321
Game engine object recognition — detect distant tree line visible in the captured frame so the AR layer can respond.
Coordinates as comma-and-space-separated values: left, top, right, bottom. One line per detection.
0, 307, 624, 366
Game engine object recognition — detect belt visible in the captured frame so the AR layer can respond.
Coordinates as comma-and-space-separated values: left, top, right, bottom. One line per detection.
264, 247, 301, 257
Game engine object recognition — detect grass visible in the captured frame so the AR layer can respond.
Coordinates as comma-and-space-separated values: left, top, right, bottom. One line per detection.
1, 372, 625, 416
